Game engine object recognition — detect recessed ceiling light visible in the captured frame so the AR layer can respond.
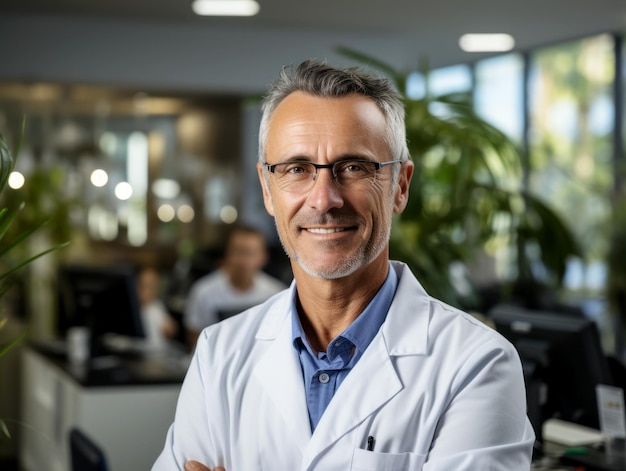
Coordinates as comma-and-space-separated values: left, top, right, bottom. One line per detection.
192, 0, 260, 16
459, 34, 515, 52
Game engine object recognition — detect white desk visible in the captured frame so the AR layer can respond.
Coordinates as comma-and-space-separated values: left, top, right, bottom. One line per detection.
19, 345, 187, 471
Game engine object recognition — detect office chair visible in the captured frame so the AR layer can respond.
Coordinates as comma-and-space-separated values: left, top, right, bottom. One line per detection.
69, 428, 109, 471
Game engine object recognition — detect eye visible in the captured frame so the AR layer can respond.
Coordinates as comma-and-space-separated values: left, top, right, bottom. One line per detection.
337, 161, 372, 175
280, 162, 312, 176
284, 162, 311, 175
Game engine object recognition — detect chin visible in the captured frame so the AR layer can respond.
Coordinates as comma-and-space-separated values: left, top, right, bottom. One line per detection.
295, 256, 363, 280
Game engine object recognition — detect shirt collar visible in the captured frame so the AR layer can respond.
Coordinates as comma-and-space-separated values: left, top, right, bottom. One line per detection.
291, 262, 398, 360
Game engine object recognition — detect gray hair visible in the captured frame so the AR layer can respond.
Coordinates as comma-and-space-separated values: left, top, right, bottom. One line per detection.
258, 60, 410, 166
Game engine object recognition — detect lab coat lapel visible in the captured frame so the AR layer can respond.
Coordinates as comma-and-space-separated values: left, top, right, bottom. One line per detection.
303, 333, 403, 466
302, 262, 431, 466
252, 307, 312, 453
383, 261, 430, 356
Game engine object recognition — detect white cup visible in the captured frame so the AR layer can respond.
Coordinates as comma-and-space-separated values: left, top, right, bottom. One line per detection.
67, 327, 90, 364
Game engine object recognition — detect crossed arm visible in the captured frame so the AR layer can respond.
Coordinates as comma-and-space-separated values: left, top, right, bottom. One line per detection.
185, 461, 221, 471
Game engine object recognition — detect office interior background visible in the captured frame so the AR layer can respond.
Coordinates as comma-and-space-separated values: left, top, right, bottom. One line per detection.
1, 0, 626, 469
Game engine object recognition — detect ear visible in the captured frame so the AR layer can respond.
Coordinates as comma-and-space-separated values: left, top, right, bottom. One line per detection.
393, 160, 414, 214
257, 162, 276, 216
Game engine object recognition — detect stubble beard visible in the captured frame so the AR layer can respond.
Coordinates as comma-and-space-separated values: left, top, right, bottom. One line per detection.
273, 211, 392, 280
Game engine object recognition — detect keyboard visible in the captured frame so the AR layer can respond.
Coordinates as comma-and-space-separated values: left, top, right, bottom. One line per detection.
543, 418, 606, 446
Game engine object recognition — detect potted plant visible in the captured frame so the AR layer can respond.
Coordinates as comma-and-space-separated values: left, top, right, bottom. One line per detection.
338, 48, 581, 310
0, 119, 69, 439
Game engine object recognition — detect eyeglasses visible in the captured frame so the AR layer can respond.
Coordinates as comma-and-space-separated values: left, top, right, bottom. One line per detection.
262, 159, 403, 192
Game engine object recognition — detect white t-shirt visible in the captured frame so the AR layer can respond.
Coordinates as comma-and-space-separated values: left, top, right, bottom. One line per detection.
184, 269, 287, 331
142, 299, 172, 349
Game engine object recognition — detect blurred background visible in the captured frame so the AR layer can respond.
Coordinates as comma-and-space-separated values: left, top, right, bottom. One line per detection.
0, 1, 626, 469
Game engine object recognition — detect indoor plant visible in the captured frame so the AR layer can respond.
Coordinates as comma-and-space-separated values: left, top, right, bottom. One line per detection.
0, 119, 69, 438
338, 48, 581, 310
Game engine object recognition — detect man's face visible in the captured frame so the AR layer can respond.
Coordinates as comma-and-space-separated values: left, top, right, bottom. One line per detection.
257, 91, 413, 279
225, 232, 268, 277
137, 269, 160, 306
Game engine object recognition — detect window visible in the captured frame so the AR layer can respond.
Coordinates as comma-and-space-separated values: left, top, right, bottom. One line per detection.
528, 34, 614, 293
407, 64, 472, 118
475, 53, 524, 143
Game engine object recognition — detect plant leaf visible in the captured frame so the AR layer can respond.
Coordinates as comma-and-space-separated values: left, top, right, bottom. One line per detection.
0, 241, 70, 283
0, 202, 26, 245
0, 330, 25, 359
334, 46, 407, 91
0, 419, 10, 439
0, 115, 24, 193
0, 134, 14, 192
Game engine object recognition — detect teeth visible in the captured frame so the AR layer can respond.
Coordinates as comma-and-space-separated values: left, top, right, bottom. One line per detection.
307, 227, 346, 234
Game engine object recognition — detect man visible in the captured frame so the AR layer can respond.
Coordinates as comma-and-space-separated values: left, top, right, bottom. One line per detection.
153, 60, 535, 471
184, 225, 286, 348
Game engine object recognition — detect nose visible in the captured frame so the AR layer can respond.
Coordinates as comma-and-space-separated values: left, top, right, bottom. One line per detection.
305, 167, 344, 212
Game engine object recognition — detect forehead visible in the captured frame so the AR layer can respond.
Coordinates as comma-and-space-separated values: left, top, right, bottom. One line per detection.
229, 231, 263, 247
266, 92, 388, 158
138, 269, 159, 284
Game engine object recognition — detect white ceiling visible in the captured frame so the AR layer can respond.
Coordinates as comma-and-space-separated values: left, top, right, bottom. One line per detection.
1, 0, 625, 94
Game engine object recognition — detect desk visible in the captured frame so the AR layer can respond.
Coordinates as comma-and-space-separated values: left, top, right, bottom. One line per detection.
558, 444, 626, 471
531, 440, 626, 471
19, 343, 188, 471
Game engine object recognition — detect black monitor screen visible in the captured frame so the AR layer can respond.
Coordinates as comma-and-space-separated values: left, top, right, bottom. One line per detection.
490, 304, 613, 436
217, 303, 260, 322
56, 264, 144, 351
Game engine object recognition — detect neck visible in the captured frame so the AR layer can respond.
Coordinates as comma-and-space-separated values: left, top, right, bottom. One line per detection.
227, 268, 254, 291
293, 257, 389, 352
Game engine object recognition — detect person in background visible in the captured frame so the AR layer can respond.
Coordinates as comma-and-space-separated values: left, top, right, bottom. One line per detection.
137, 266, 178, 350
154, 60, 534, 471
183, 225, 287, 349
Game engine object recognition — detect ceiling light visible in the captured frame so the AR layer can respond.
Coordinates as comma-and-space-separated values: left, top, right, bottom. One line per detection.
192, 0, 260, 16
152, 178, 181, 199
90, 169, 109, 187
115, 182, 133, 201
157, 204, 176, 223
459, 34, 515, 52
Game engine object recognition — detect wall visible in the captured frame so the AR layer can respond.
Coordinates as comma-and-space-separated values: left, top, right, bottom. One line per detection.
0, 14, 413, 94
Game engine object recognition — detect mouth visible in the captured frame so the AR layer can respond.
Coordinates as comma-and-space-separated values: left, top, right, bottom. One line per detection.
305, 227, 350, 234
297, 213, 362, 237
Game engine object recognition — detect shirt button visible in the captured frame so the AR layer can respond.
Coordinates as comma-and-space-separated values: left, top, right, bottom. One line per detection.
319, 372, 330, 384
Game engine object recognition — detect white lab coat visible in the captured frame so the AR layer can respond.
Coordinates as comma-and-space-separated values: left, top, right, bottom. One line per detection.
153, 261, 535, 470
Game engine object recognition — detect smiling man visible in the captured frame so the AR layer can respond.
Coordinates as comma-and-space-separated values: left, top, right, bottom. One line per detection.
152, 60, 535, 471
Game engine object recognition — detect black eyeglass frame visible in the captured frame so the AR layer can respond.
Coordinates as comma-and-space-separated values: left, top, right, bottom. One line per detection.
262, 159, 404, 181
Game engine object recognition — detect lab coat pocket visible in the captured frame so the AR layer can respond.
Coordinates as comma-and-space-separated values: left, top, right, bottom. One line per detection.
351, 448, 426, 471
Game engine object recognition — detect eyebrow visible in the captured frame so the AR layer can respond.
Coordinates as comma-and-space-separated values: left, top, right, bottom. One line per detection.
274, 154, 376, 164
276, 155, 314, 163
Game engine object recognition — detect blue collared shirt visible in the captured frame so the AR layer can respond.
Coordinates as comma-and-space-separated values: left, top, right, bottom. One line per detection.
291, 263, 398, 431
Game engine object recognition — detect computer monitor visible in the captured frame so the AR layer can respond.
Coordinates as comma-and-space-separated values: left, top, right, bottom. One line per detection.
56, 264, 145, 355
490, 304, 614, 438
